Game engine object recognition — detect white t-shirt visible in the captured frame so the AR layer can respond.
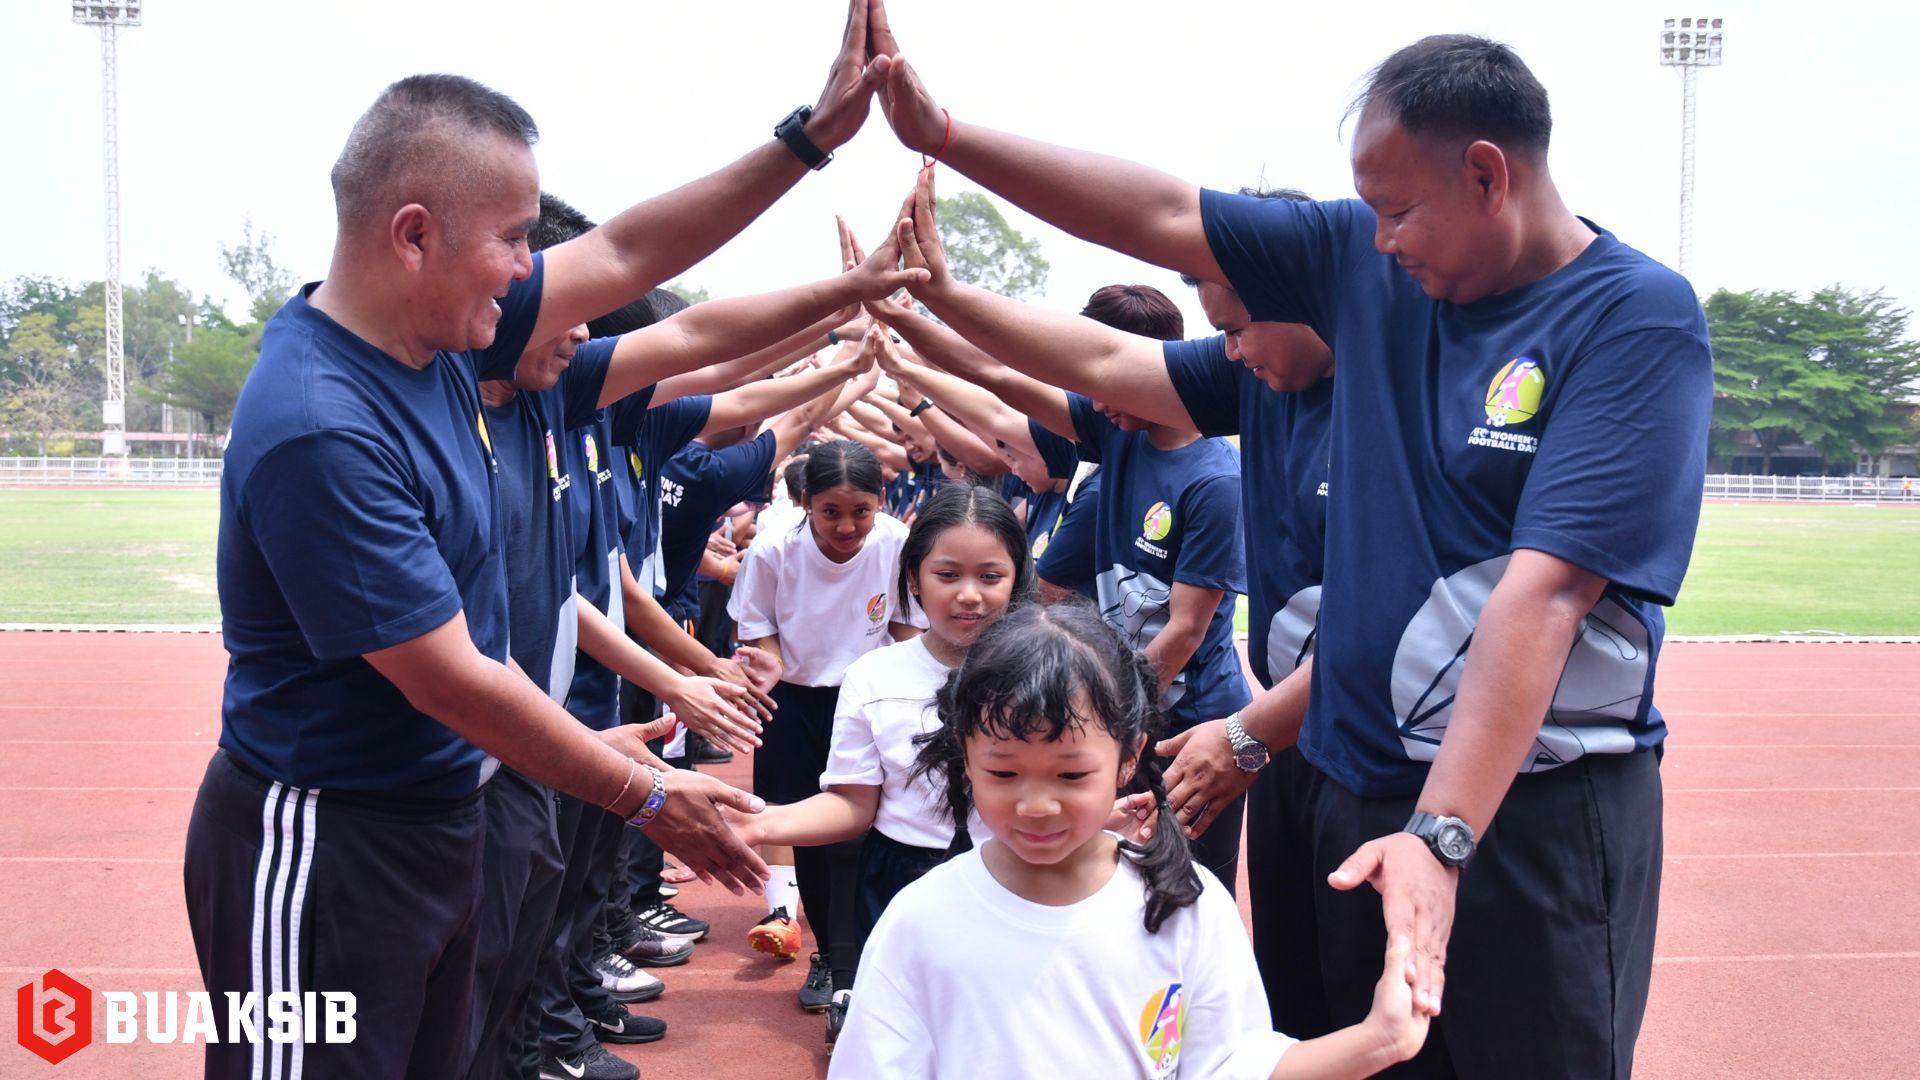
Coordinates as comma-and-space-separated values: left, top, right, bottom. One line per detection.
727, 513, 921, 687
821, 636, 979, 850
831, 847, 1295, 1080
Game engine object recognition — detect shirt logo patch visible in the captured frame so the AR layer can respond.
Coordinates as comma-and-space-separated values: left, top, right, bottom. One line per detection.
582, 431, 600, 476
1484, 357, 1545, 427
1137, 982, 1186, 1076
629, 449, 646, 491
545, 430, 570, 500
865, 593, 888, 624
1142, 501, 1173, 542
475, 411, 493, 455
1031, 531, 1052, 558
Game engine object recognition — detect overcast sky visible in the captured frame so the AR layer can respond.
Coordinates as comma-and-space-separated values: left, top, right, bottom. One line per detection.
5, 0, 1915, 340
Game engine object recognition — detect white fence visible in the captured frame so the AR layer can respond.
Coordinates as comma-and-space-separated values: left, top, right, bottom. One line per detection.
1704, 474, 1918, 503
0, 456, 223, 486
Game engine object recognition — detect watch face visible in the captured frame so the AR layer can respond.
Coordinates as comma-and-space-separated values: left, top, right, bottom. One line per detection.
1436, 823, 1473, 862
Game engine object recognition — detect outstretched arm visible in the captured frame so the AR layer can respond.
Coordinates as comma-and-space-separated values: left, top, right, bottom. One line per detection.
597, 244, 922, 408
865, 2, 1221, 285
890, 169, 1197, 431
883, 340, 1004, 476
652, 311, 865, 405
699, 345, 868, 437
532, 0, 884, 343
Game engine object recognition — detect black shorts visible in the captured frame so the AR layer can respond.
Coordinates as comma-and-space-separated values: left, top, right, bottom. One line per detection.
183, 750, 487, 1080
1303, 750, 1662, 1079
752, 680, 842, 806
853, 828, 952, 945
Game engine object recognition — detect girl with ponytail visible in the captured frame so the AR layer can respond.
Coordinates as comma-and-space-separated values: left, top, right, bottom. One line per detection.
831, 600, 1430, 1078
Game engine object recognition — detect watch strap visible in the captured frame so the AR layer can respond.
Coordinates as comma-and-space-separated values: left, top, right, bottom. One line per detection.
775, 105, 832, 171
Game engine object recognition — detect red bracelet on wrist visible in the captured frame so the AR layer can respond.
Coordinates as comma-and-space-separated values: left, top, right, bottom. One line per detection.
921, 109, 954, 171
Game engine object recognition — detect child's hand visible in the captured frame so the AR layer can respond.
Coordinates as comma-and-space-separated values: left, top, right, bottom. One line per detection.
1364, 936, 1430, 1066
1105, 792, 1159, 843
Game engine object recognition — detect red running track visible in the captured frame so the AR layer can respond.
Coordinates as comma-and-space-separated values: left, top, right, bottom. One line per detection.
0, 633, 1914, 1078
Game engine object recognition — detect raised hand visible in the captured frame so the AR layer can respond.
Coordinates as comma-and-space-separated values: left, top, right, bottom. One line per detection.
865, 0, 949, 154
844, 228, 931, 302
706, 653, 779, 717
894, 168, 951, 292
805, 0, 887, 153
731, 645, 785, 695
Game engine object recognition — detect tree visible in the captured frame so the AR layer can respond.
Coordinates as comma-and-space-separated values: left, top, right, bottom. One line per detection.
935, 192, 1049, 300
665, 281, 711, 306
149, 324, 256, 435
1706, 287, 1920, 471
0, 311, 92, 454
221, 220, 299, 324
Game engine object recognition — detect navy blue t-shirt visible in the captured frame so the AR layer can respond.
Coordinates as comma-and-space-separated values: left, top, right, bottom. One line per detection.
905, 460, 943, 518
216, 256, 544, 797
884, 470, 915, 516
660, 430, 779, 622
1203, 192, 1712, 797
1067, 394, 1252, 731
1037, 469, 1100, 599
613, 394, 714, 600
1024, 484, 1069, 563
1165, 335, 1332, 690
486, 348, 610, 703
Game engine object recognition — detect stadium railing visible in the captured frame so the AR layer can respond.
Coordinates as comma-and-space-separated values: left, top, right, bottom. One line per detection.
0, 456, 223, 486
1704, 473, 1920, 503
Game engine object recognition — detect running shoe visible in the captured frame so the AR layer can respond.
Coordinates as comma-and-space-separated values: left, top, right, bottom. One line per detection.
593, 953, 664, 1004
633, 900, 709, 943
539, 1043, 638, 1080
613, 913, 695, 968
825, 989, 852, 1052
747, 908, 800, 959
583, 1000, 666, 1045
798, 951, 834, 1012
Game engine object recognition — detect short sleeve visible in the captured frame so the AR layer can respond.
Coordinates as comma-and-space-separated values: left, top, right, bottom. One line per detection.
241, 432, 463, 660
821, 674, 885, 788
1179, 874, 1298, 1079
1200, 191, 1362, 334
727, 538, 782, 640
557, 334, 618, 430
1066, 392, 1118, 465
1173, 472, 1247, 593
1510, 326, 1713, 605
1163, 337, 1243, 438
472, 253, 546, 381
826, 904, 935, 1078
1029, 419, 1080, 481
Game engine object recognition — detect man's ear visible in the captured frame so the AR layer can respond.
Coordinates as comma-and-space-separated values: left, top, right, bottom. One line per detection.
1462, 140, 1510, 218
390, 204, 434, 272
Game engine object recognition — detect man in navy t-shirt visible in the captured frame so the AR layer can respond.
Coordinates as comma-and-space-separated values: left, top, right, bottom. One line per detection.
869, 21, 1712, 1075
187, 12, 924, 1071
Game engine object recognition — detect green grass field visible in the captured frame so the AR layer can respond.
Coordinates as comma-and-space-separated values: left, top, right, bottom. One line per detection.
2, 490, 1916, 634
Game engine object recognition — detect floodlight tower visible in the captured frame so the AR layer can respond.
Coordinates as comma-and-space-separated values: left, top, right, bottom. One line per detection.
71, 1, 142, 458
1658, 16, 1724, 280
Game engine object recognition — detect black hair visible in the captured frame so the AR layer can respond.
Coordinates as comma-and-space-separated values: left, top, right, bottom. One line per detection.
914, 600, 1201, 933
1182, 187, 1312, 287
781, 455, 810, 505
802, 439, 885, 500
897, 484, 1035, 616
330, 74, 538, 226
1349, 34, 1552, 160
530, 192, 594, 254
1080, 284, 1183, 342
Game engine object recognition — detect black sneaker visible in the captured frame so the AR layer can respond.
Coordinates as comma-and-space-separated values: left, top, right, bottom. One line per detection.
798, 951, 834, 1012
825, 989, 852, 1052
613, 912, 696, 968
540, 1043, 638, 1080
583, 1000, 667, 1045
692, 733, 734, 765
634, 900, 709, 943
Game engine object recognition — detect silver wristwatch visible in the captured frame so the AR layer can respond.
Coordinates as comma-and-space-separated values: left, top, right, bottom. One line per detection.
1224, 712, 1269, 772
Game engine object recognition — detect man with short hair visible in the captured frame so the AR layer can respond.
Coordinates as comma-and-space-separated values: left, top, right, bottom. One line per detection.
869, 9, 1712, 1075
187, 5, 912, 1075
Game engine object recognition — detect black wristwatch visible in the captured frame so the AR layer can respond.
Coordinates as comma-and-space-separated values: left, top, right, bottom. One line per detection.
908, 399, 935, 418
774, 105, 833, 171
1404, 811, 1476, 868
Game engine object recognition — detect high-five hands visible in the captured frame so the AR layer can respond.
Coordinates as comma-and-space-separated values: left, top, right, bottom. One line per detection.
803, 0, 890, 153
863, 0, 950, 155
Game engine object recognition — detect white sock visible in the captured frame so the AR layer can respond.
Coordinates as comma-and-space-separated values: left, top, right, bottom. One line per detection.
764, 864, 798, 916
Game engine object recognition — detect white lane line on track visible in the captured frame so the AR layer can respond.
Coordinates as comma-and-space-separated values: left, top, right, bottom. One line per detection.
0, 786, 197, 792
1666, 851, 1920, 860
0, 856, 185, 864
1655, 951, 1920, 965
1667, 786, 1920, 793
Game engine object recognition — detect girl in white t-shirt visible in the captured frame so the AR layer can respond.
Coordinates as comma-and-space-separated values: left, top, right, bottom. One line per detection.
727, 440, 921, 1008
831, 601, 1429, 1079
730, 483, 1033, 1047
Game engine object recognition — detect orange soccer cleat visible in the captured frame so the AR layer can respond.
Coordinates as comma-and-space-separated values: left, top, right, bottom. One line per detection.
748, 908, 801, 960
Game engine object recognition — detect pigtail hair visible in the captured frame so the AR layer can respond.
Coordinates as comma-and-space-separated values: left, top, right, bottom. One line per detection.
1110, 636, 1202, 933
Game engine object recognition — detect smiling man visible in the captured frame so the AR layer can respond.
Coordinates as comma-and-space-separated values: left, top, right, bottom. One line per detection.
186, 4, 904, 1075
866, 7, 1712, 1075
